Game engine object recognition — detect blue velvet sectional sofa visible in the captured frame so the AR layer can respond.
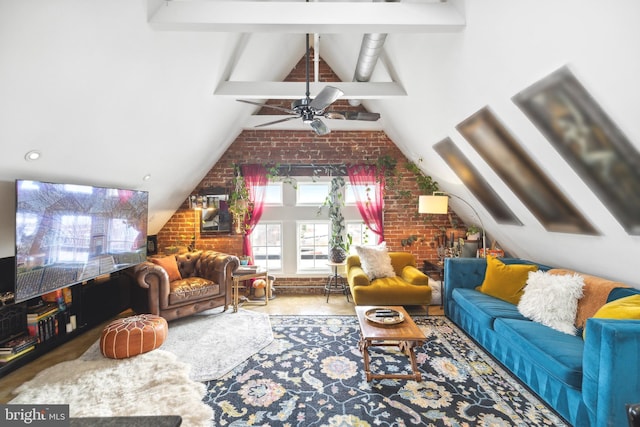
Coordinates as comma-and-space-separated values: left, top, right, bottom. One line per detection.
444, 257, 640, 427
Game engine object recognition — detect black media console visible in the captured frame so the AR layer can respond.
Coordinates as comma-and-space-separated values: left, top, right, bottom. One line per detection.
0, 269, 134, 378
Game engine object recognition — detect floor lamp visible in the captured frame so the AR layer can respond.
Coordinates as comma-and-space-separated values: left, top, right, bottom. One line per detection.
418, 192, 486, 258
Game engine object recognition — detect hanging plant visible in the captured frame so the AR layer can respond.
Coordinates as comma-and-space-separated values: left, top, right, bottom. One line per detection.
401, 234, 422, 247
265, 163, 298, 189
228, 165, 252, 234
319, 176, 351, 263
406, 160, 439, 195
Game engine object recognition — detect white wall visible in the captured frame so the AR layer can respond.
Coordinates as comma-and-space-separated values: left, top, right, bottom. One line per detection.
0, 0, 638, 287
0, 1, 298, 258
357, 0, 640, 284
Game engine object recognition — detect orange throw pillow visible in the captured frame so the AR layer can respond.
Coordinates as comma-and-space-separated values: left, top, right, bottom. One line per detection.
151, 255, 182, 282
476, 255, 538, 305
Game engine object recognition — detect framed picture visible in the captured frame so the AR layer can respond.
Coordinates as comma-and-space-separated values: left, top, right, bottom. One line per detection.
513, 66, 640, 235
434, 137, 522, 225
456, 106, 599, 235
196, 187, 232, 234
146, 235, 158, 255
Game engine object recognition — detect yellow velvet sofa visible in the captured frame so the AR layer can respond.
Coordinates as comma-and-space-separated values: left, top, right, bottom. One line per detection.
346, 252, 432, 307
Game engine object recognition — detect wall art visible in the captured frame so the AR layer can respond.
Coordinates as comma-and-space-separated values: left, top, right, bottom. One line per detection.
434, 137, 522, 225
513, 66, 640, 235
456, 106, 599, 235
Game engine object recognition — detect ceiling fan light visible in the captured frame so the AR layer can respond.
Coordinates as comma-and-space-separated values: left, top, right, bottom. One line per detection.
310, 119, 330, 136
302, 110, 314, 123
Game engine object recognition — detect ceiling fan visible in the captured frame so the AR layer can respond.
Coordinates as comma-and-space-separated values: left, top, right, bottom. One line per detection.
237, 34, 381, 136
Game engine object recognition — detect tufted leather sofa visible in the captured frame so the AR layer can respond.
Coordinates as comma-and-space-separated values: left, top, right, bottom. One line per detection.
131, 250, 239, 321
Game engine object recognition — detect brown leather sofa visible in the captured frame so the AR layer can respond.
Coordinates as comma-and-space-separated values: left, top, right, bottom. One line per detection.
132, 250, 239, 321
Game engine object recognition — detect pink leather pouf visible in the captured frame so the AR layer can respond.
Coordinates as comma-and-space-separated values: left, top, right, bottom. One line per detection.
100, 314, 168, 359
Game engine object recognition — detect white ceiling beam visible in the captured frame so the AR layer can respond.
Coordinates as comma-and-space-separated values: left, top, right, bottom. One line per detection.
149, 1, 466, 33
243, 115, 384, 131
216, 81, 405, 99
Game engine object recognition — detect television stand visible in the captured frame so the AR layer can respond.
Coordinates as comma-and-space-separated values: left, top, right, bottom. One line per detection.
0, 272, 134, 379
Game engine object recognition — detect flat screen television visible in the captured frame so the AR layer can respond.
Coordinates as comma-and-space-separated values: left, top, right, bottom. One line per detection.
14, 180, 148, 303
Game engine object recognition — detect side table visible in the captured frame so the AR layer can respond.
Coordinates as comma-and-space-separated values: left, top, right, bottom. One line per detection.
422, 260, 445, 308
324, 262, 350, 302
232, 268, 269, 312
421, 260, 444, 281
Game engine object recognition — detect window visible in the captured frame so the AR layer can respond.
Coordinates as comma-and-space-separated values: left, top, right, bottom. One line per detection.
346, 222, 376, 247
263, 183, 283, 205
250, 222, 282, 270
254, 176, 365, 275
345, 183, 373, 205
297, 222, 329, 271
296, 182, 329, 205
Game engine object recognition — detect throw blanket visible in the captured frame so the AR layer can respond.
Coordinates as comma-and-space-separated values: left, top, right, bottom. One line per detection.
550, 268, 629, 329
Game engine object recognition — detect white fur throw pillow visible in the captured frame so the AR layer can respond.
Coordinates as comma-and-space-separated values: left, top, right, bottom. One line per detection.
354, 242, 396, 280
518, 270, 585, 335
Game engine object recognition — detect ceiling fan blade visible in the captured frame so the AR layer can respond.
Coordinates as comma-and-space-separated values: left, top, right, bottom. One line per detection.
309, 118, 330, 136
237, 99, 296, 115
325, 111, 381, 121
309, 86, 344, 111
255, 116, 300, 128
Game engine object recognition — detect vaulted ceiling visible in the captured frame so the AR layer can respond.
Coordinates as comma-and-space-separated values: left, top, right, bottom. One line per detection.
1, 0, 639, 286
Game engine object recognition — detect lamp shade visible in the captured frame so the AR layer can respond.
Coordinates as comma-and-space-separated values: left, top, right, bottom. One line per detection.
418, 195, 449, 214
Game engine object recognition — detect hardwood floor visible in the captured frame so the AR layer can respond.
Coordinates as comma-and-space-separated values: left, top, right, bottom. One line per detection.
0, 294, 441, 403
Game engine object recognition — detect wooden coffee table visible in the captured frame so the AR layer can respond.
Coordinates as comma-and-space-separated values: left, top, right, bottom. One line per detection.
355, 305, 426, 382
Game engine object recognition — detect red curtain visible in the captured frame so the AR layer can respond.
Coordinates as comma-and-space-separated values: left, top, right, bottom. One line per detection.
346, 164, 385, 244
240, 164, 268, 261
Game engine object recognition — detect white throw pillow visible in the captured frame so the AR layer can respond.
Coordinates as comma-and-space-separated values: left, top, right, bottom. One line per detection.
354, 242, 396, 280
518, 270, 585, 335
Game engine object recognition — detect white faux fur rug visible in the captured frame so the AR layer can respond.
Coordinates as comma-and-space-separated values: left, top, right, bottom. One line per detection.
9, 350, 212, 427
81, 307, 274, 382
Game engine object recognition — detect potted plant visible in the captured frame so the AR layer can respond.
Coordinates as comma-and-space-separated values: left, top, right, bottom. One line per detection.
466, 225, 481, 241
320, 176, 351, 263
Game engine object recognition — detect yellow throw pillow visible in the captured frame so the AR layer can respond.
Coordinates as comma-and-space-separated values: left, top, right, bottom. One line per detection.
584, 294, 640, 338
592, 294, 640, 320
476, 255, 538, 305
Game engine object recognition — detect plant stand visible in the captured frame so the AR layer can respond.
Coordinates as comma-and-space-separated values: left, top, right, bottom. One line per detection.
324, 262, 350, 303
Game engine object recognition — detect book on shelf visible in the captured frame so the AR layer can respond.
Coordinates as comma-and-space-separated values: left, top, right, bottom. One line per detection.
27, 307, 62, 343
27, 302, 58, 320
0, 334, 38, 355
0, 345, 35, 364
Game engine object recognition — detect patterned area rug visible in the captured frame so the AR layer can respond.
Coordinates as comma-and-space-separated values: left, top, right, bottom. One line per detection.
204, 315, 567, 426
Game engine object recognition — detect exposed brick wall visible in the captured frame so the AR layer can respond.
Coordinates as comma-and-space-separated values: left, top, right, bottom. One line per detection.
156, 130, 465, 293
156, 51, 465, 294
